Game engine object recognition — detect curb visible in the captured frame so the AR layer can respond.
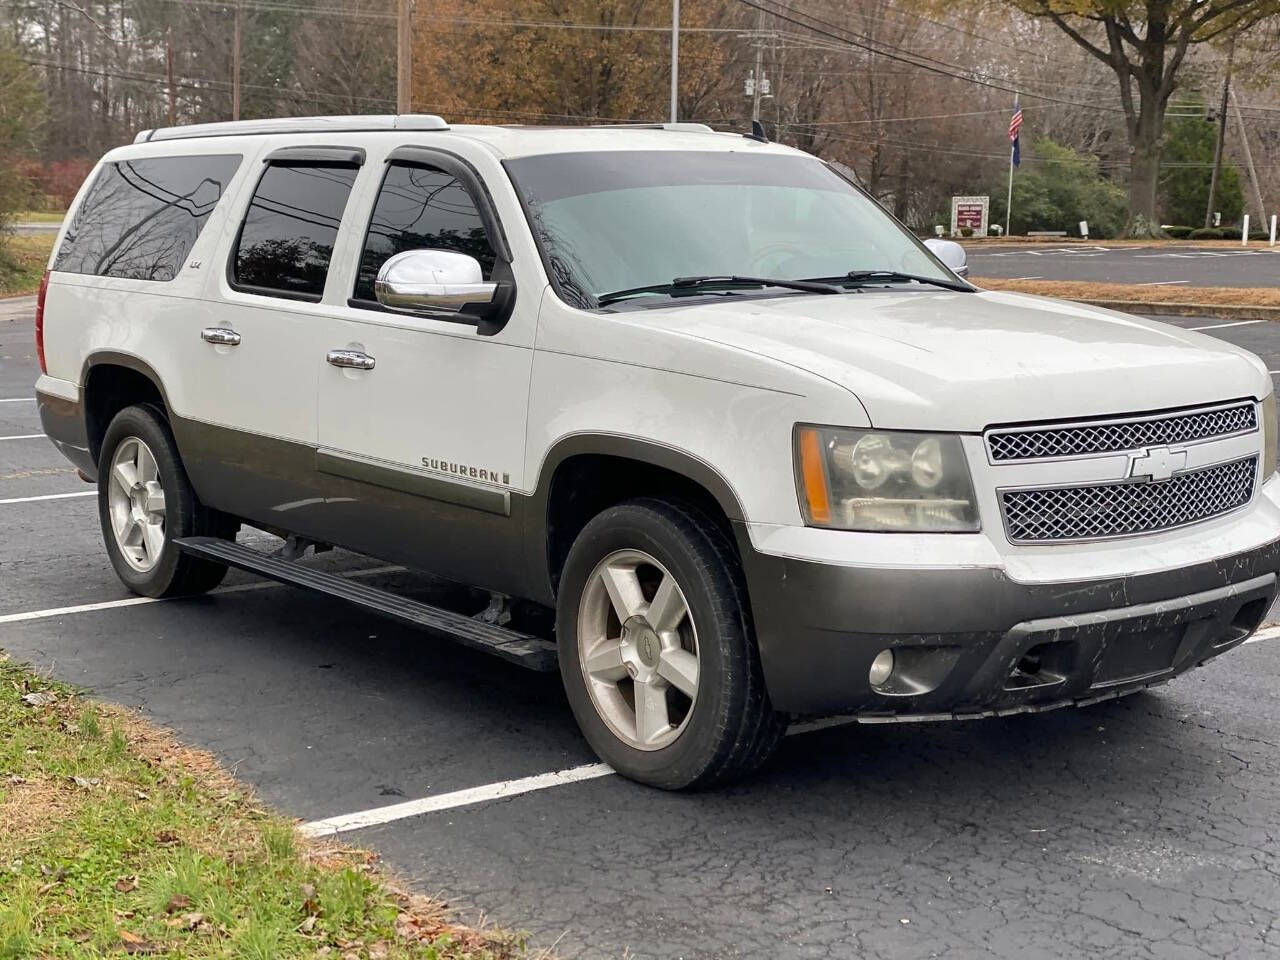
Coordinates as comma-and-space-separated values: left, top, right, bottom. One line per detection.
1077, 300, 1280, 322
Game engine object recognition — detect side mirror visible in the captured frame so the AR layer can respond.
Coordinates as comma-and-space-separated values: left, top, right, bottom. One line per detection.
923, 237, 969, 278
374, 249, 500, 314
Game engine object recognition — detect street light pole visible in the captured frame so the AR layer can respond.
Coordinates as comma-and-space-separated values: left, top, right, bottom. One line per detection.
397, 0, 413, 114
1205, 38, 1234, 229
232, 0, 241, 121
751, 9, 764, 122
670, 0, 679, 123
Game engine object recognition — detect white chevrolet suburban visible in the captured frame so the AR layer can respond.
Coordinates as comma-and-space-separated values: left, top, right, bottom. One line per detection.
36, 115, 1280, 789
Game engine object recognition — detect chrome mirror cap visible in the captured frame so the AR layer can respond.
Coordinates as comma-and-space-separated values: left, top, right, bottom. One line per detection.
374, 249, 498, 312
923, 237, 969, 278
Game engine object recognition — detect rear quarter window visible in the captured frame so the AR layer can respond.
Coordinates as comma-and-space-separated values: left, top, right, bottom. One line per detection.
54, 154, 241, 282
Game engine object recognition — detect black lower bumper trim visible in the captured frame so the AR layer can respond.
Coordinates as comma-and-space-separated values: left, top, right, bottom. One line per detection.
736, 524, 1280, 715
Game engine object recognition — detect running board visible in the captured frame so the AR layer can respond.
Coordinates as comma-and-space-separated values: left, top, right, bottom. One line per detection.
175, 537, 558, 671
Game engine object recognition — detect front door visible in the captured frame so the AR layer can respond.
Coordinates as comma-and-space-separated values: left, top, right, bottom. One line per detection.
314, 146, 537, 596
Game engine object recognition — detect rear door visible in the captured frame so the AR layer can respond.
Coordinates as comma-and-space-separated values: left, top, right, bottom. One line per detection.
176, 144, 366, 530
311, 142, 538, 595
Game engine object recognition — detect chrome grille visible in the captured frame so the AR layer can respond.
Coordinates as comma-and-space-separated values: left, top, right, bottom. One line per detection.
988, 403, 1256, 462
1002, 457, 1257, 543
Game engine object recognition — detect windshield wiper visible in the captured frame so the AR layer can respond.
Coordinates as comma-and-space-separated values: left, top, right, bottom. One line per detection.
596, 275, 844, 307
838, 270, 972, 292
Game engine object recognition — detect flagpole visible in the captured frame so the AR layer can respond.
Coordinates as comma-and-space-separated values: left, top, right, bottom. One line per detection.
1006, 144, 1014, 236
1006, 95, 1017, 236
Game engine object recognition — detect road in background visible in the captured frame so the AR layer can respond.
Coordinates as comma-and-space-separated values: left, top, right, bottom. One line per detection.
969, 244, 1280, 287
11, 222, 60, 235
3, 298, 1280, 959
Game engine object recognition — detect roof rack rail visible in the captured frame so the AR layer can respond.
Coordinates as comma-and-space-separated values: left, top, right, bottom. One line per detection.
134, 114, 449, 144
586, 122, 715, 133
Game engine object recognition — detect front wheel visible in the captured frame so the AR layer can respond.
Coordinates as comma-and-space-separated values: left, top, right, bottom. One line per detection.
556, 499, 785, 790
98, 405, 235, 597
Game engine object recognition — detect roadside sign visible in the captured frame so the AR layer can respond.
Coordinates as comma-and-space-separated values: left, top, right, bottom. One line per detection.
951, 196, 989, 237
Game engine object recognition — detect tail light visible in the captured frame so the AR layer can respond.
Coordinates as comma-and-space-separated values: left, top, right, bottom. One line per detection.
35, 270, 49, 374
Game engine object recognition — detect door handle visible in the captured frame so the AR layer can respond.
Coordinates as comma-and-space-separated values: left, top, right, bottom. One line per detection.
200, 326, 241, 346
326, 349, 376, 371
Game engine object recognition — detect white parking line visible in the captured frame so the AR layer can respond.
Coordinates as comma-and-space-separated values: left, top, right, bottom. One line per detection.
1245, 624, 1280, 645
0, 433, 47, 441
0, 564, 403, 626
1138, 280, 1189, 285
1188, 319, 1267, 331
0, 490, 96, 505
299, 715, 861, 837
299, 763, 617, 837
0, 397, 34, 403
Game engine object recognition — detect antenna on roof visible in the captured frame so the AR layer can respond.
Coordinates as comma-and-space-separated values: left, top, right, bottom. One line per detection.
744, 119, 768, 143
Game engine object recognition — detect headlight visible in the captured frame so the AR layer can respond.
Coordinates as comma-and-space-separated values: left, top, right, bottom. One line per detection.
1263, 391, 1276, 479
795, 425, 980, 532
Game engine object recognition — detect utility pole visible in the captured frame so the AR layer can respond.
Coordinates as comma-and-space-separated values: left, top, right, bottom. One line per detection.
750, 8, 765, 122
1205, 38, 1234, 229
397, 0, 412, 114
232, 0, 241, 121
165, 25, 176, 126
670, 0, 679, 122
1230, 86, 1267, 229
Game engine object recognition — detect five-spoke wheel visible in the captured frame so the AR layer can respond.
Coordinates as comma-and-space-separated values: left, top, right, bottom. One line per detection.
106, 436, 168, 572
578, 549, 700, 750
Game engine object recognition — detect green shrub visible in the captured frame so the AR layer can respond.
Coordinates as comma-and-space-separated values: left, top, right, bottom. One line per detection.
1188, 227, 1224, 240
1163, 225, 1193, 239
960, 226, 974, 237
989, 138, 1126, 238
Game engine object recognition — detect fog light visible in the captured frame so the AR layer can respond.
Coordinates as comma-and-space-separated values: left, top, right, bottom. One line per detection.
869, 649, 895, 687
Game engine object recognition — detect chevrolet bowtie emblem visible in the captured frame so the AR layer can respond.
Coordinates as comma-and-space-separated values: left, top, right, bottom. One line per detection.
1129, 445, 1188, 482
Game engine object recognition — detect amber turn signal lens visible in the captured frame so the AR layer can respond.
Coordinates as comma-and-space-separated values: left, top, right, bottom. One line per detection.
797, 426, 832, 525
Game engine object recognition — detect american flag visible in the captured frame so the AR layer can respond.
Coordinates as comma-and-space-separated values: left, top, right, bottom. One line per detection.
1009, 102, 1023, 167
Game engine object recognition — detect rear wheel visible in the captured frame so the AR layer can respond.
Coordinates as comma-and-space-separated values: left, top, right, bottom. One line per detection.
98, 405, 235, 597
557, 498, 785, 789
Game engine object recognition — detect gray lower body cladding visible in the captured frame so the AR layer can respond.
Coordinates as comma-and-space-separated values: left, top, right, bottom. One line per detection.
37, 389, 95, 477
738, 526, 1280, 715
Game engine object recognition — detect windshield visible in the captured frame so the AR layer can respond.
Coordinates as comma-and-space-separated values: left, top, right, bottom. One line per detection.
505, 150, 953, 308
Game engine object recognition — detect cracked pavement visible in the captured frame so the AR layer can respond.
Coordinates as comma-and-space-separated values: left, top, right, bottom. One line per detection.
4, 300, 1280, 958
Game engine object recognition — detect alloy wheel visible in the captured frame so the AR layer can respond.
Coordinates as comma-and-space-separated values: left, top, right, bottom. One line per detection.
577, 549, 700, 750
106, 437, 167, 573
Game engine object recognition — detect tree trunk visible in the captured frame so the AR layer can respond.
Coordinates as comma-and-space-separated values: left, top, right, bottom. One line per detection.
1127, 122, 1163, 237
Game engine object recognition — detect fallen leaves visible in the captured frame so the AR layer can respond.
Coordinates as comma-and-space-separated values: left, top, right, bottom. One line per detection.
117, 928, 164, 955
114, 875, 138, 893
21, 691, 56, 708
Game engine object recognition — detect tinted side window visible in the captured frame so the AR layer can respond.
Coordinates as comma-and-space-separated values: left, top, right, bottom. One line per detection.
353, 163, 496, 303
232, 162, 359, 300
54, 154, 241, 281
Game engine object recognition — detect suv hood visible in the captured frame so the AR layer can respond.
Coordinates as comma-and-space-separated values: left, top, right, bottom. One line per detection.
648, 290, 1269, 431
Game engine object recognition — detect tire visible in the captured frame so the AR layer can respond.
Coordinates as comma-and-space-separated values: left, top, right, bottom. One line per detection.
98, 404, 236, 597
556, 498, 786, 790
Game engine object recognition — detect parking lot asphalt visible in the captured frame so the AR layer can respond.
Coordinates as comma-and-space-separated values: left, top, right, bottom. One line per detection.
4, 297, 1280, 959
969, 244, 1280, 287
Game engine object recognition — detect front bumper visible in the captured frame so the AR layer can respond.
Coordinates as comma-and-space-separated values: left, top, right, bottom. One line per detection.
738, 525, 1280, 717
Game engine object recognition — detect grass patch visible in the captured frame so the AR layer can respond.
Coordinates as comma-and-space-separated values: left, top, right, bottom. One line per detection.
975, 277, 1280, 308
0, 234, 56, 298
0, 654, 533, 959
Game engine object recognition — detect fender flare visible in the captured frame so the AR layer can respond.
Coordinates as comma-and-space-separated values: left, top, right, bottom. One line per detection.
521, 432, 749, 604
